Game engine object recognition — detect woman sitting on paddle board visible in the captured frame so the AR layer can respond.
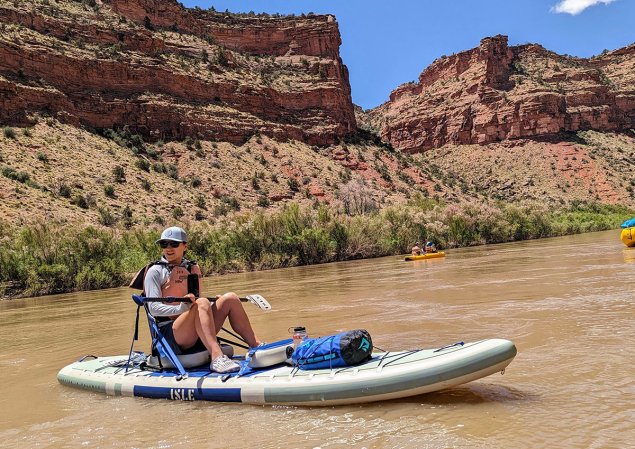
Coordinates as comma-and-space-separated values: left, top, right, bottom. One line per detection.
411, 242, 422, 256
143, 226, 262, 373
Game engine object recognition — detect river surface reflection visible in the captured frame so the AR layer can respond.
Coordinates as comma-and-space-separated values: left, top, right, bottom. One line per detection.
1, 229, 633, 448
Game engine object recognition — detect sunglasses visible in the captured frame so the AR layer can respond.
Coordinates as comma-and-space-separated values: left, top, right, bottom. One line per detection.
158, 241, 182, 248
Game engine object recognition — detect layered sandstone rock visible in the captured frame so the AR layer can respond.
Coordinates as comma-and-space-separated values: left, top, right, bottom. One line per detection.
106, 0, 343, 58
368, 35, 635, 153
0, 0, 355, 145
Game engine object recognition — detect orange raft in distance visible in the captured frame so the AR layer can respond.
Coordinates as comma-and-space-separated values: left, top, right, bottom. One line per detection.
404, 251, 446, 261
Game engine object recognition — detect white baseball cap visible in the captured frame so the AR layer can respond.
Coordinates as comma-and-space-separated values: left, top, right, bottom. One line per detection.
156, 226, 188, 243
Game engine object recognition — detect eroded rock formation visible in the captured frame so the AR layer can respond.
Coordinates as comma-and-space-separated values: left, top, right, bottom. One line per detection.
0, 0, 355, 145
368, 35, 635, 153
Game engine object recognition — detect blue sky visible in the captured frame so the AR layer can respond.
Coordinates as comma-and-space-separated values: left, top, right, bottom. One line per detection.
181, 1, 634, 110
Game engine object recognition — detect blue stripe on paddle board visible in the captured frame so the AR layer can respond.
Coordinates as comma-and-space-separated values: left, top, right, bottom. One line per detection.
134, 385, 242, 402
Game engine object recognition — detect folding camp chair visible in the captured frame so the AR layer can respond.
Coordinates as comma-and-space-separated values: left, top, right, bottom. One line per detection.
127, 294, 236, 378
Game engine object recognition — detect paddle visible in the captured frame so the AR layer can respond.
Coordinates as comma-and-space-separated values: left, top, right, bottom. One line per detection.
140, 294, 272, 311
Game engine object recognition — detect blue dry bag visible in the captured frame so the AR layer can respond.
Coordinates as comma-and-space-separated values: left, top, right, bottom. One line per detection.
621, 217, 635, 229
291, 329, 373, 370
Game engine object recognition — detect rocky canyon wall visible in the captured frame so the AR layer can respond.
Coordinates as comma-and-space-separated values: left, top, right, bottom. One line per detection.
0, 0, 356, 145
369, 35, 635, 153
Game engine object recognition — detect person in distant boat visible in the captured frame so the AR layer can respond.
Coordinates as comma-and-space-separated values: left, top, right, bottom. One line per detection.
143, 226, 262, 374
425, 241, 437, 253
411, 242, 422, 256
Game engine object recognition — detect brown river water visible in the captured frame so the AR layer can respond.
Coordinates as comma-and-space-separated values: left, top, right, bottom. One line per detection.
1, 229, 634, 448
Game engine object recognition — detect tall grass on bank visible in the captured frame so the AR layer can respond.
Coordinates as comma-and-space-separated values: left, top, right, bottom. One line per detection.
1, 200, 631, 298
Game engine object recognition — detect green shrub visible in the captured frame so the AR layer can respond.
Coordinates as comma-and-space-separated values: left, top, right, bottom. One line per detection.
1, 200, 632, 299
104, 184, 115, 198
121, 206, 134, 229
216, 49, 228, 66
58, 183, 72, 198
113, 165, 125, 183
213, 203, 230, 217
221, 195, 240, 211
71, 194, 89, 209
98, 207, 117, 226
28, 263, 70, 296
288, 178, 299, 192
135, 159, 150, 172
2, 167, 30, 183
166, 164, 178, 180
122, 205, 133, 218
3, 127, 16, 139
195, 194, 206, 209
257, 195, 270, 207
172, 206, 184, 219
143, 16, 154, 30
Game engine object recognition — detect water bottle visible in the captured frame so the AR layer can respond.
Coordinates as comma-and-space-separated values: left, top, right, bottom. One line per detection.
290, 326, 308, 347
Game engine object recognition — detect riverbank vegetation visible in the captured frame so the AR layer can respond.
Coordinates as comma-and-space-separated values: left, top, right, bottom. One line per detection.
1, 199, 631, 298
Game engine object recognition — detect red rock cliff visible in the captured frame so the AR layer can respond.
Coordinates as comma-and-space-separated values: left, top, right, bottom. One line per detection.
370, 35, 635, 153
106, 0, 343, 58
0, 0, 356, 145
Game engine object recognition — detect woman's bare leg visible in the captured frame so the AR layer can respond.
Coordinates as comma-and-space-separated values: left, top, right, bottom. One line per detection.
213, 292, 260, 347
172, 298, 224, 359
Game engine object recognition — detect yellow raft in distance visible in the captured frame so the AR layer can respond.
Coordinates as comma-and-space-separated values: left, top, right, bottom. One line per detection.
404, 251, 446, 261
621, 227, 635, 247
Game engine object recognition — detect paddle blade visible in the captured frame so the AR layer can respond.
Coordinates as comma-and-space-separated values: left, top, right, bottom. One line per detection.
245, 294, 271, 311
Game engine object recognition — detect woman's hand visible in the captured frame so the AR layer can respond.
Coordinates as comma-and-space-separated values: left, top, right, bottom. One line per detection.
184, 293, 196, 303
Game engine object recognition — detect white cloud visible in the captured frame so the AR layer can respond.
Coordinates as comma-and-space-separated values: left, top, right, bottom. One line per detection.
552, 0, 617, 15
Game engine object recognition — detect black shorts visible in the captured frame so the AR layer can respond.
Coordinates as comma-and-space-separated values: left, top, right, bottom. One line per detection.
157, 320, 205, 355
158, 320, 184, 355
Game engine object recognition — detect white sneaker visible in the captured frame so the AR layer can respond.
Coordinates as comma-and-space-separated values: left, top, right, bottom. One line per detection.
211, 354, 240, 373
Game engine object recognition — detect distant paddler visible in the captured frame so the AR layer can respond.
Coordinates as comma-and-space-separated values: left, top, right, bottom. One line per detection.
424, 241, 438, 253
405, 240, 445, 261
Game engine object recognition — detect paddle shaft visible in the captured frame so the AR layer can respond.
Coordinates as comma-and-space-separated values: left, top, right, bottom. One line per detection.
142, 295, 247, 303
